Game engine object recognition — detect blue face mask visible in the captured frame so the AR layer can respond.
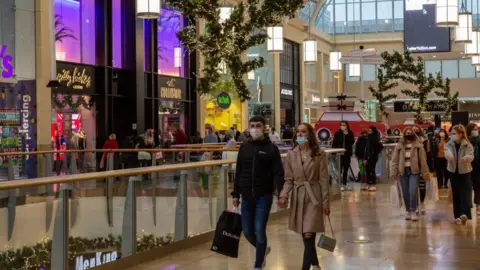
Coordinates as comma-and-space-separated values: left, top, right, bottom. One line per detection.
296, 136, 308, 145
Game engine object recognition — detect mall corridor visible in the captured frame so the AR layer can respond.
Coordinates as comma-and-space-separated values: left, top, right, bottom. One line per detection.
127, 183, 480, 270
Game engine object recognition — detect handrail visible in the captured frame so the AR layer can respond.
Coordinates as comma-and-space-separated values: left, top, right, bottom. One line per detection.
0, 159, 236, 191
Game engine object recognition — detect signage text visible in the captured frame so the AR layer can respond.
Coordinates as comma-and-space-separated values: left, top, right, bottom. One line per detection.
75, 251, 119, 270
0, 45, 14, 79
160, 78, 183, 99
57, 67, 92, 90
281, 89, 293, 96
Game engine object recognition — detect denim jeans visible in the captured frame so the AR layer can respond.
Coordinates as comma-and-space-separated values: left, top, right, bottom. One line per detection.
399, 167, 420, 212
241, 195, 273, 268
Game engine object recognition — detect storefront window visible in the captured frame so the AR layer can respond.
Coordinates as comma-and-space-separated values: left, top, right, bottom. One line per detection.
112, 0, 123, 68
158, 8, 185, 77
54, 0, 96, 65
247, 45, 275, 128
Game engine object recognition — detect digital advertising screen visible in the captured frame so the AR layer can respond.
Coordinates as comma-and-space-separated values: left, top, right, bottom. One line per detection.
404, 0, 451, 53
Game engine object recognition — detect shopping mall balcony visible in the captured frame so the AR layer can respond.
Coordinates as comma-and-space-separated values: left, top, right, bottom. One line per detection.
0, 142, 479, 270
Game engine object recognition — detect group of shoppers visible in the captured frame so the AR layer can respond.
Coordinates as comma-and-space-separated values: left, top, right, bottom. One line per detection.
332, 122, 384, 192
392, 123, 480, 224
232, 116, 330, 270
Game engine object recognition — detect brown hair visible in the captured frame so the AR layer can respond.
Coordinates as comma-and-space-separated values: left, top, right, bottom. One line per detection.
292, 123, 321, 157
453, 124, 469, 142
403, 127, 417, 141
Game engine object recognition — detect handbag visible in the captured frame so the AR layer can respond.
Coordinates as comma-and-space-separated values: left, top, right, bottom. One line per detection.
317, 216, 336, 252
391, 184, 400, 207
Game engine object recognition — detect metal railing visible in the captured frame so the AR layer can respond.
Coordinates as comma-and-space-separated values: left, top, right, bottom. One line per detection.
0, 148, 345, 270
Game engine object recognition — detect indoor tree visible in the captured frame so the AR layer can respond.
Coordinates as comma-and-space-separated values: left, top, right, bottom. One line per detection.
381, 51, 437, 123
167, 0, 305, 101
368, 67, 398, 120
434, 75, 459, 118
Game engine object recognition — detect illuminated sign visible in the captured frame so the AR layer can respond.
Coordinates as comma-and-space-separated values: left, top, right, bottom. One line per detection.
281, 89, 293, 96
217, 92, 231, 109
158, 76, 187, 100
74, 251, 119, 270
0, 44, 14, 79
312, 95, 321, 103
0, 110, 20, 126
57, 67, 92, 90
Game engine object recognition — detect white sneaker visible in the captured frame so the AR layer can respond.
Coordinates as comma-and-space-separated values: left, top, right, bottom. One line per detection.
368, 186, 376, 192
460, 215, 468, 225
261, 246, 271, 268
420, 203, 426, 215
405, 212, 412, 220
411, 214, 419, 222
341, 186, 345, 192
455, 218, 462, 225
312, 266, 321, 270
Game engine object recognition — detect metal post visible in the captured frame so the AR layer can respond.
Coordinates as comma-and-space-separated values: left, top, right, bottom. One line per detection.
184, 151, 190, 163
121, 175, 141, 257
151, 154, 157, 226
174, 170, 188, 241
70, 153, 79, 227
107, 152, 114, 227
45, 154, 54, 233
7, 157, 16, 240
51, 185, 71, 270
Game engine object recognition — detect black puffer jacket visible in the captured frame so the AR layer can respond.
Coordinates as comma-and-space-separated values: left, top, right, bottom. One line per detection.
332, 129, 355, 157
232, 136, 284, 201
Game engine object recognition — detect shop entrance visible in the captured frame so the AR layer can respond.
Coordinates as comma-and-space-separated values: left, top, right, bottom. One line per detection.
281, 100, 295, 128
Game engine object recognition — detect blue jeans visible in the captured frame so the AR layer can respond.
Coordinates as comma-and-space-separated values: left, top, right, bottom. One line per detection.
399, 167, 420, 212
241, 195, 273, 268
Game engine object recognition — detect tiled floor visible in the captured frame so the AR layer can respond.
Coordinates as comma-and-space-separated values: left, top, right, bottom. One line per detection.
127, 182, 480, 270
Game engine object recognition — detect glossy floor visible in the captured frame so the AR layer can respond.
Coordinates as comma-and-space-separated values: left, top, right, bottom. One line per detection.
127, 182, 480, 270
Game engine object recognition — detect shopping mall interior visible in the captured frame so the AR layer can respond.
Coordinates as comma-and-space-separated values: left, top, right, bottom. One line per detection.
1, 0, 480, 269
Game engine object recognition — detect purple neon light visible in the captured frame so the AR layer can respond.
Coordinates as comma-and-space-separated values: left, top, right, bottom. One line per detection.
112, 0, 122, 68
0, 45, 14, 79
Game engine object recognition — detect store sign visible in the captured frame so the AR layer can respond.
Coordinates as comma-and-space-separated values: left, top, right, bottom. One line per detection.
0, 109, 20, 126
470, 113, 480, 119
0, 45, 14, 79
312, 95, 321, 103
74, 251, 119, 270
158, 76, 187, 101
393, 101, 458, 113
56, 62, 95, 94
281, 89, 293, 96
217, 92, 231, 109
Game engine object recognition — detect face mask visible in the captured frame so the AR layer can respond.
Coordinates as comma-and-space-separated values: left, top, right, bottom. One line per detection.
250, 128, 263, 140
473, 131, 479, 137
439, 132, 445, 138
296, 136, 308, 145
450, 135, 457, 142
340, 126, 346, 131
405, 134, 415, 140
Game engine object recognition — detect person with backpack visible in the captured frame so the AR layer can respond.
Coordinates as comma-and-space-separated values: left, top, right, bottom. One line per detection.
391, 127, 430, 221
332, 121, 355, 191
445, 125, 474, 224
466, 123, 480, 215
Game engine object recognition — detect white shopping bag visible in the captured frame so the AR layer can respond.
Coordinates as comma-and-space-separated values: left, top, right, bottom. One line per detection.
391, 181, 404, 209
426, 178, 439, 201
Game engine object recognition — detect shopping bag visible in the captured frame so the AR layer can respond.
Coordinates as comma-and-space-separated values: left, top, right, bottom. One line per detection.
318, 216, 336, 252
211, 208, 242, 258
391, 184, 400, 207
426, 178, 439, 201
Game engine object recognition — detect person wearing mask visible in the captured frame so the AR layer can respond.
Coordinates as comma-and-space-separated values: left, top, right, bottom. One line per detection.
466, 123, 480, 215
100, 133, 119, 170
269, 127, 281, 142
412, 126, 430, 215
355, 130, 369, 184
232, 116, 284, 270
363, 126, 383, 191
391, 127, 430, 221
445, 125, 474, 224
432, 129, 450, 189
278, 123, 330, 270
332, 121, 355, 191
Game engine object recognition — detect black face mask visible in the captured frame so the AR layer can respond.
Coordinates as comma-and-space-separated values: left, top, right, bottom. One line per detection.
405, 134, 415, 140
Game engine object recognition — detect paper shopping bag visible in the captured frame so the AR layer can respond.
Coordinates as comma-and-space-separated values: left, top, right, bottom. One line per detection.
211, 209, 242, 258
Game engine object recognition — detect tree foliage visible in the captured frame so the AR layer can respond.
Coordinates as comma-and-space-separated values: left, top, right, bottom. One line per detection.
368, 67, 398, 118
435, 75, 459, 117
167, 0, 304, 101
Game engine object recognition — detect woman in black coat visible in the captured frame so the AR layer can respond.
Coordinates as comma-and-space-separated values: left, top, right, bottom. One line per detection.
363, 126, 383, 191
332, 121, 355, 191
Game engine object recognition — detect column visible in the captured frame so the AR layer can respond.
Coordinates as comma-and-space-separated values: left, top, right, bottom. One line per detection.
319, 53, 324, 106
136, 17, 146, 133
196, 20, 206, 135
35, 0, 54, 177
299, 43, 305, 125
273, 53, 281, 130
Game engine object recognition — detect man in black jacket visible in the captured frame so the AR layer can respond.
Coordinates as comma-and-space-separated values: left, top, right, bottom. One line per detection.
232, 115, 284, 270
332, 121, 355, 191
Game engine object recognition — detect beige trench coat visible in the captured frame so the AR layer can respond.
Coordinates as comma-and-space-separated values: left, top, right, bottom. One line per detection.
279, 147, 330, 234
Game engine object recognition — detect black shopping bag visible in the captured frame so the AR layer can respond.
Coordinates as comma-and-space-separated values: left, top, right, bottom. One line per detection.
211, 209, 242, 258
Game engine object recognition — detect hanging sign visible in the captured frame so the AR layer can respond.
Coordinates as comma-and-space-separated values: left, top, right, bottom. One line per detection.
73, 251, 120, 270
56, 62, 95, 94
394, 100, 458, 113
216, 92, 231, 109
158, 76, 187, 101
0, 44, 14, 79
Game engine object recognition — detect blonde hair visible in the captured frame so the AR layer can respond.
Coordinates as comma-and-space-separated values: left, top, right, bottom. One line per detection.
453, 124, 469, 142
109, 133, 116, 140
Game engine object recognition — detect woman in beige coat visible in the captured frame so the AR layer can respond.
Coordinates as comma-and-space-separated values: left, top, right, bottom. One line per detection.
278, 123, 330, 270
